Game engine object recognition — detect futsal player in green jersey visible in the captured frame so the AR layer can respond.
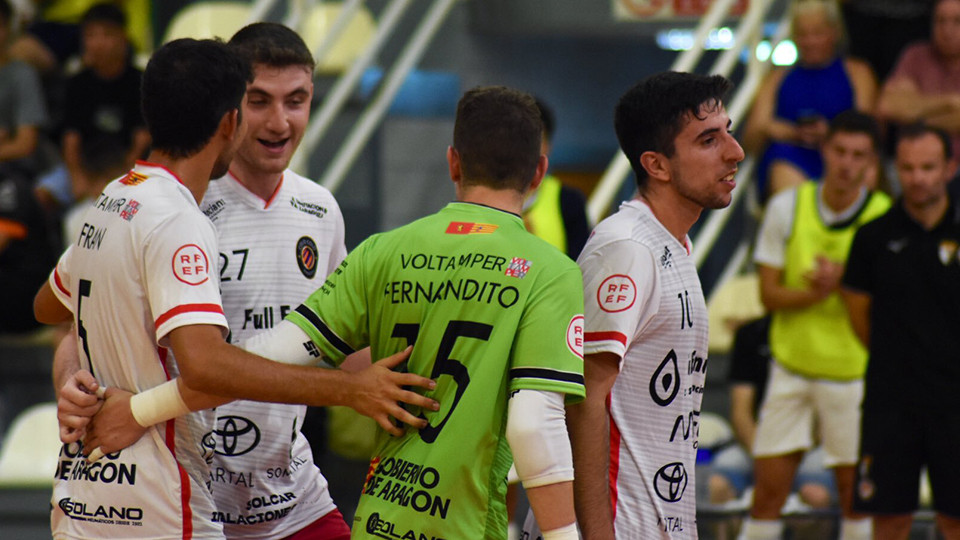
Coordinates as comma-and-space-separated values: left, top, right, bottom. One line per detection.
286, 86, 585, 539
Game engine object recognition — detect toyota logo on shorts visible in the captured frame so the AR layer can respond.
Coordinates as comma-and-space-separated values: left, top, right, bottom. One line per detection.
213, 415, 261, 456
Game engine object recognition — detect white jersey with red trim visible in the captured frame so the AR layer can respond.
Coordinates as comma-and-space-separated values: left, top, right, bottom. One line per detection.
200, 170, 346, 538
578, 199, 708, 539
49, 161, 228, 539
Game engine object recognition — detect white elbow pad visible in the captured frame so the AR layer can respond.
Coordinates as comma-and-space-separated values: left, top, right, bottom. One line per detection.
238, 319, 323, 366
506, 389, 574, 488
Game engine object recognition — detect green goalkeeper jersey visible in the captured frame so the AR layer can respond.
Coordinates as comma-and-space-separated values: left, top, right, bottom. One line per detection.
287, 202, 585, 539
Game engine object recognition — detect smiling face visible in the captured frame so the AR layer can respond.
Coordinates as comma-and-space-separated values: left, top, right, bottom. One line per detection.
663, 103, 744, 210
230, 63, 313, 180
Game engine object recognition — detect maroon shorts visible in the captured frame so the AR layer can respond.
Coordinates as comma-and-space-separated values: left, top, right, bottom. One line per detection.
280, 509, 351, 540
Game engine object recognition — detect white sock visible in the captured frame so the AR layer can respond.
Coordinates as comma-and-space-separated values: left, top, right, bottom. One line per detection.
737, 518, 784, 540
839, 517, 872, 540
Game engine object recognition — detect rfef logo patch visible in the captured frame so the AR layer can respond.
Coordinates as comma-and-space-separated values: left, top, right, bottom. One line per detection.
119, 171, 147, 186
567, 315, 584, 359
504, 257, 531, 278
297, 236, 318, 278
172, 244, 210, 285
598, 274, 636, 312
120, 199, 141, 221
445, 221, 499, 234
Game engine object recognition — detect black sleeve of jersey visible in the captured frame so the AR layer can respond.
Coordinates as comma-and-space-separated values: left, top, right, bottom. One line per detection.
842, 221, 879, 294
560, 185, 590, 260
727, 315, 771, 390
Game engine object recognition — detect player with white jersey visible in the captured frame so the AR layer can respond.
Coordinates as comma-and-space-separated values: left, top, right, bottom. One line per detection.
49, 161, 228, 538
543, 72, 744, 540
579, 199, 709, 535
200, 23, 352, 539
203, 167, 346, 536
39, 40, 249, 539
38, 38, 436, 540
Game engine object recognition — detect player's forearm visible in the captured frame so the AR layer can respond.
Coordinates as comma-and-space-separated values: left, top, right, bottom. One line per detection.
180, 340, 351, 407
52, 331, 81, 398
507, 390, 576, 530
567, 399, 615, 539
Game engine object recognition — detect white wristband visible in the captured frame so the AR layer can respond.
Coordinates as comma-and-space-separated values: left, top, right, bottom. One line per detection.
542, 522, 579, 540
129, 379, 190, 427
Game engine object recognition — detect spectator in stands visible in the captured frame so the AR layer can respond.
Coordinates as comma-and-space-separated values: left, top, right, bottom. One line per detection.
0, 0, 55, 333
522, 97, 590, 259
704, 315, 835, 510
60, 3, 147, 199
840, 0, 932, 81
10, 0, 151, 75
877, 0, 960, 170
743, 0, 877, 203
737, 111, 890, 540
842, 123, 960, 540
61, 134, 128, 247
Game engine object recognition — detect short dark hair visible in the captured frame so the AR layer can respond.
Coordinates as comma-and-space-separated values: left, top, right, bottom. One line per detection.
827, 110, 881, 152
81, 2, 126, 29
453, 86, 542, 192
534, 96, 555, 142
615, 71, 732, 191
897, 122, 953, 160
229, 22, 314, 71
142, 38, 251, 159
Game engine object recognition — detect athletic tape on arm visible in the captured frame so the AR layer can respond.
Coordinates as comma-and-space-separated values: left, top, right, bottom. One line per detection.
238, 319, 324, 366
506, 389, 574, 488
130, 379, 189, 427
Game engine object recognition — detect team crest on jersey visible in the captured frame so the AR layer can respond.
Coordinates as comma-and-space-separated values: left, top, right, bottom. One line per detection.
505, 257, 531, 278
119, 199, 141, 221
445, 221, 499, 234
297, 236, 318, 278
172, 244, 210, 285
598, 274, 637, 313
939, 239, 958, 265
119, 171, 147, 186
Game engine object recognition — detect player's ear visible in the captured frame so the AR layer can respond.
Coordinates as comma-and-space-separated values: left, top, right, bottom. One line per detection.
218, 108, 240, 143
527, 154, 547, 194
447, 146, 462, 183
640, 150, 670, 183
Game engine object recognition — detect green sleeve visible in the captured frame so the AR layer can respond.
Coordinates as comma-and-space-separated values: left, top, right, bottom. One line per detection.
508, 265, 585, 402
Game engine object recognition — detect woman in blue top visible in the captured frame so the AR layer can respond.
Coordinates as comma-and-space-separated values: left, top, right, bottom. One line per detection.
743, 0, 877, 203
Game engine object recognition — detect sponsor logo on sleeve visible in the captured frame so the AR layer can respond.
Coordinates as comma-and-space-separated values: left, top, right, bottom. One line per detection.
445, 221, 499, 234
119, 199, 141, 221
172, 244, 210, 285
504, 257, 531, 278
296, 236, 318, 278
597, 274, 636, 312
566, 315, 584, 358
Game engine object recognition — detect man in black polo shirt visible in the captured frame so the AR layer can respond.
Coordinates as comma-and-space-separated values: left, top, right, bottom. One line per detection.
842, 122, 960, 540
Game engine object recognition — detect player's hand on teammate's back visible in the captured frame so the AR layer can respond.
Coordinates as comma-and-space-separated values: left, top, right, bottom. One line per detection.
57, 369, 102, 443
82, 387, 147, 460
347, 346, 439, 437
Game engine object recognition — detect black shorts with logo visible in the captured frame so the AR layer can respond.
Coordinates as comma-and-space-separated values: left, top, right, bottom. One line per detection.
854, 403, 960, 517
